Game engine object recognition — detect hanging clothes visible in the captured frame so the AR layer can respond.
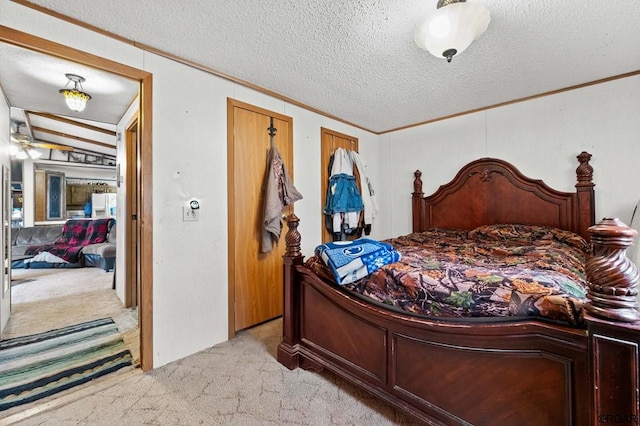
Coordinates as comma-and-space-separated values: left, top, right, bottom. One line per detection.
349, 151, 378, 235
324, 147, 363, 240
261, 146, 303, 253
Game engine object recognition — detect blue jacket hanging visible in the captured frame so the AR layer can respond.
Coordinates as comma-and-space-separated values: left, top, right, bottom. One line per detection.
323, 173, 363, 215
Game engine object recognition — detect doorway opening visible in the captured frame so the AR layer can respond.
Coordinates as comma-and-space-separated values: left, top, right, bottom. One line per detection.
0, 25, 154, 371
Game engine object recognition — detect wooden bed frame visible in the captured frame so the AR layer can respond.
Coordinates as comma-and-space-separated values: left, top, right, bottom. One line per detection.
277, 152, 640, 425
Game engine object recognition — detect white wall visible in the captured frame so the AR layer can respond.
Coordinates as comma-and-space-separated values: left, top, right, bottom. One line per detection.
21, 159, 34, 227
146, 56, 380, 363
384, 75, 640, 238
0, 1, 381, 366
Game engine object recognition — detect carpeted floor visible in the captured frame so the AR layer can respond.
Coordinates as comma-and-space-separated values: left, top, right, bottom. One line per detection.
0, 318, 133, 411
0, 268, 140, 422
4, 318, 418, 425
4, 268, 138, 361
1, 269, 417, 425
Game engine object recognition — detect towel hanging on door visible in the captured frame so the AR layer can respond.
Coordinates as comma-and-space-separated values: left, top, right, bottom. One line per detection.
261, 145, 303, 253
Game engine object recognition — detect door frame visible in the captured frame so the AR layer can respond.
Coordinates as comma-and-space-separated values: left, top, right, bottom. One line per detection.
1, 165, 10, 334
125, 117, 140, 309
0, 26, 155, 371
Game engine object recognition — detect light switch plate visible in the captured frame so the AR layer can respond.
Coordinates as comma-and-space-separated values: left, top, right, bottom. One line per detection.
183, 206, 199, 221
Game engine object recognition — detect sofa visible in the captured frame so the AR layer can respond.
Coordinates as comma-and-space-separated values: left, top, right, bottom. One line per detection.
11, 219, 116, 271
82, 224, 117, 271
11, 225, 63, 258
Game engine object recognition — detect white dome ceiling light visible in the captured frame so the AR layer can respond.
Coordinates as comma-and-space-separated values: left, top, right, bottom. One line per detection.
414, 0, 490, 63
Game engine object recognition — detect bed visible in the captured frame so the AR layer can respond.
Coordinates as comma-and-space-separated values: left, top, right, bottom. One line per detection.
277, 152, 640, 425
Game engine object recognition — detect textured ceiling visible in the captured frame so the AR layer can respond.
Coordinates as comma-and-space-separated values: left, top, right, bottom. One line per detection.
13, 0, 640, 133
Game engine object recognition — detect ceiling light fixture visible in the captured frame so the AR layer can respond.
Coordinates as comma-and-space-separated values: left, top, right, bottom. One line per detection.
414, 0, 490, 63
14, 149, 28, 160
27, 148, 42, 159
59, 73, 92, 112
10, 145, 42, 160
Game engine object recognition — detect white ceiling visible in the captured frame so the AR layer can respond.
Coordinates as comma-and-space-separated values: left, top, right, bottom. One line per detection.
6, 0, 640, 134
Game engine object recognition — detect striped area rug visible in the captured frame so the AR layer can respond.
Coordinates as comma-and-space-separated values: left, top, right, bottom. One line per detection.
0, 317, 133, 411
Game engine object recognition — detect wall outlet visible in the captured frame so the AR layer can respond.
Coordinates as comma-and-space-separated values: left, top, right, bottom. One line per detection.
183, 206, 199, 222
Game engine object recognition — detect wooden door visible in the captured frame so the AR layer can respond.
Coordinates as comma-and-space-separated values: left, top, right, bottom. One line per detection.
34, 170, 46, 222
227, 99, 294, 334
320, 128, 359, 243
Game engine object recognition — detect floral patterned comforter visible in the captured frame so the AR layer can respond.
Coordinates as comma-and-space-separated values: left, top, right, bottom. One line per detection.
307, 224, 591, 325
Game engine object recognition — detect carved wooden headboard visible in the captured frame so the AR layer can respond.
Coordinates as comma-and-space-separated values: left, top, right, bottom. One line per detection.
411, 152, 595, 240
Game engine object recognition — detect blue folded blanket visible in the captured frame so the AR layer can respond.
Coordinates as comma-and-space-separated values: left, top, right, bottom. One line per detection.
315, 238, 401, 285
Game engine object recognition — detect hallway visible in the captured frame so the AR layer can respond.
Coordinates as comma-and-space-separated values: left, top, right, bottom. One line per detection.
1, 267, 139, 421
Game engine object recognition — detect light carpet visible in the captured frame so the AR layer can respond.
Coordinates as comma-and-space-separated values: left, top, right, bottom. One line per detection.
2, 270, 415, 424
3, 268, 139, 361
5, 318, 418, 425
0, 318, 133, 411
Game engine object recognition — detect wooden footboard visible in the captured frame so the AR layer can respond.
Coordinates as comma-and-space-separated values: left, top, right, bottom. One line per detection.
277, 215, 640, 425
278, 153, 640, 425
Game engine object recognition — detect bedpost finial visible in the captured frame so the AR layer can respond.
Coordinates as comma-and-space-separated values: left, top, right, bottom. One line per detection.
576, 151, 594, 187
284, 214, 302, 258
585, 217, 640, 322
413, 170, 423, 195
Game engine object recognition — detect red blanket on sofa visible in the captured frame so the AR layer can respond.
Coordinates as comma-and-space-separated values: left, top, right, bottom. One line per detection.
25, 218, 115, 263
